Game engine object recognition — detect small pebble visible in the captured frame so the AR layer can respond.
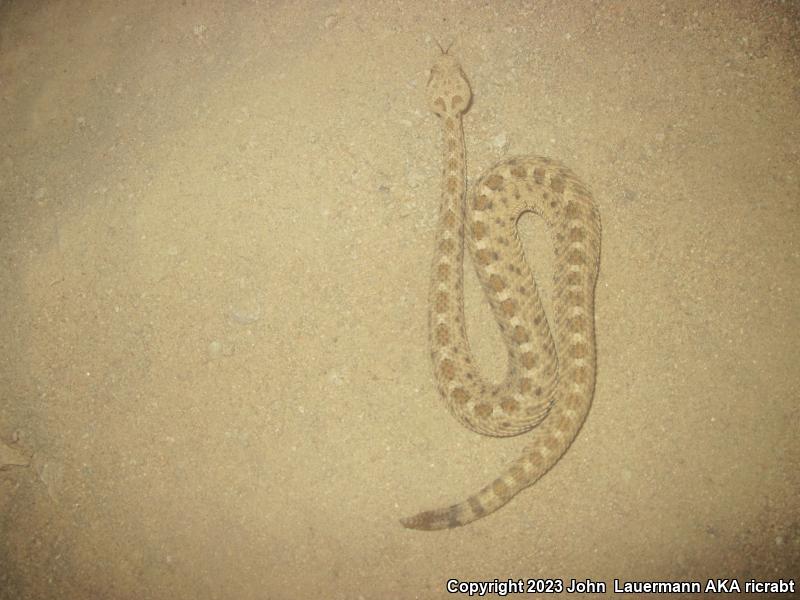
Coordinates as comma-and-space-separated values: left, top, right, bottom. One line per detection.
208, 340, 223, 358
492, 132, 508, 151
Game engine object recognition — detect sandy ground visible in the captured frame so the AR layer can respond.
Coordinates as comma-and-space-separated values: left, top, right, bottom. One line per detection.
1, 1, 798, 598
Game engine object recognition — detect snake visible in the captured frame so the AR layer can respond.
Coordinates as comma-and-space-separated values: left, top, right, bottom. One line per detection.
400, 51, 602, 530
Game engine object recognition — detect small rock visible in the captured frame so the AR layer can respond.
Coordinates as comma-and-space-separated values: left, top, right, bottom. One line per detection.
0, 438, 30, 469
208, 340, 223, 358
38, 461, 64, 500
492, 132, 509, 151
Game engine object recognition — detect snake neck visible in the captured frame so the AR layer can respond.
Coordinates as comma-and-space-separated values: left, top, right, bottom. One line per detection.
436, 113, 468, 231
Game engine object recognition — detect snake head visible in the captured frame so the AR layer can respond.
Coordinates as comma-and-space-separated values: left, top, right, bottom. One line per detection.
427, 53, 472, 118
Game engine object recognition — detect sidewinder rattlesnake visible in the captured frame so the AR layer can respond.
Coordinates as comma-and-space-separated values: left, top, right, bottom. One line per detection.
400, 51, 602, 530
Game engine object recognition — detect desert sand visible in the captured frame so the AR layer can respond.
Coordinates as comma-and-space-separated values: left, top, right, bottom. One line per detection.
1, 2, 798, 598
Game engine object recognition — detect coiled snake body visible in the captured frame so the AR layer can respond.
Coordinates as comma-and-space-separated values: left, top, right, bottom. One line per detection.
401, 54, 602, 530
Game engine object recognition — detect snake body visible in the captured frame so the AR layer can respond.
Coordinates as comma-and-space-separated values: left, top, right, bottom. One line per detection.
400, 54, 602, 530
